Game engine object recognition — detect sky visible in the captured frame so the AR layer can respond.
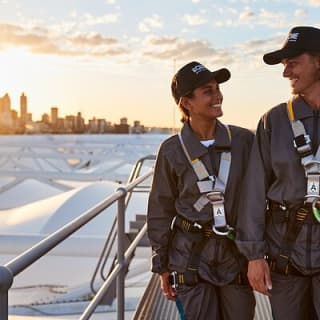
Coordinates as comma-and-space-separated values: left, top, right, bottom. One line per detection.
0, 0, 320, 130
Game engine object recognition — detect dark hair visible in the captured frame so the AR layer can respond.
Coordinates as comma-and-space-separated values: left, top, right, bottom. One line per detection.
308, 51, 320, 58
178, 92, 193, 123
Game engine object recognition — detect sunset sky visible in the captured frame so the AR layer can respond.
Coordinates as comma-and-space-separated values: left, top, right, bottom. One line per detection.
0, 0, 320, 129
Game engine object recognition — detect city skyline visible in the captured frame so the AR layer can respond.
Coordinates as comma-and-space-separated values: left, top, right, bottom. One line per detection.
0, 91, 146, 125
0, 91, 160, 134
0, 1, 320, 129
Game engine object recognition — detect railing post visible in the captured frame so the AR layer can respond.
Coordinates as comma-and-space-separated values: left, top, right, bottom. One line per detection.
117, 187, 127, 320
0, 266, 14, 320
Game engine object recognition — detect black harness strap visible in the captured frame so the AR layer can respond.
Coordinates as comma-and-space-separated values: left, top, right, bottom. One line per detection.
169, 215, 212, 287
273, 205, 308, 275
169, 215, 241, 288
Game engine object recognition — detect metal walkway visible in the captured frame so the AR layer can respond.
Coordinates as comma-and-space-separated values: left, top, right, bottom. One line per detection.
133, 273, 179, 320
132, 272, 273, 320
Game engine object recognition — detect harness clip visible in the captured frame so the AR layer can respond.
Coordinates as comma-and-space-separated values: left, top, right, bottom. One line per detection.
213, 225, 234, 237
170, 216, 177, 231
193, 222, 202, 229
169, 271, 179, 289
311, 198, 320, 223
206, 191, 224, 203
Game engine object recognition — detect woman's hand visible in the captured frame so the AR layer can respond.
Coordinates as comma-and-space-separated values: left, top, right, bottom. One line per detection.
160, 272, 176, 301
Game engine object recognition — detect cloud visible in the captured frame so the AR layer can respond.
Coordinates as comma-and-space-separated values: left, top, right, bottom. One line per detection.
82, 13, 119, 25
309, 0, 320, 5
138, 15, 163, 33
235, 35, 285, 65
0, 22, 128, 58
294, 0, 320, 6
182, 14, 208, 26
239, 7, 255, 20
214, 7, 288, 29
142, 35, 233, 65
68, 34, 118, 46
256, 9, 289, 28
146, 36, 178, 46
294, 8, 307, 16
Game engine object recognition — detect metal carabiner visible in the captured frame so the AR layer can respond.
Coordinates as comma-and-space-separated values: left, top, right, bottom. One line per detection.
311, 197, 320, 223
169, 271, 178, 290
170, 216, 177, 231
212, 225, 234, 236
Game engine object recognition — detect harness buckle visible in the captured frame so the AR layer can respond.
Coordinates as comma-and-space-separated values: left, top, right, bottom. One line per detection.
169, 271, 179, 289
293, 134, 311, 151
206, 191, 224, 203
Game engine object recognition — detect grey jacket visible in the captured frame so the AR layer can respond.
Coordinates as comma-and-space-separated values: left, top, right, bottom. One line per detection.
236, 95, 320, 275
147, 121, 254, 285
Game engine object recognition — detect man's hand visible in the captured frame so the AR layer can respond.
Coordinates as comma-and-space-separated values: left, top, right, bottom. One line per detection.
248, 258, 272, 296
160, 272, 176, 301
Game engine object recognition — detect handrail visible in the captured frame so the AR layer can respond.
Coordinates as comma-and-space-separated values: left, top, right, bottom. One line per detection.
90, 154, 155, 294
0, 167, 154, 320
81, 224, 148, 320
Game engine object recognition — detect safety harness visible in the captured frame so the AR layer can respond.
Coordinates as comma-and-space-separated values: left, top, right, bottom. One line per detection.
177, 125, 234, 237
169, 125, 236, 288
269, 99, 320, 275
287, 99, 320, 220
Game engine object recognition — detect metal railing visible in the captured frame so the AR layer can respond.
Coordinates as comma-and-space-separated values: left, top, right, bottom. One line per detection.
90, 155, 155, 294
0, 164, 154, 320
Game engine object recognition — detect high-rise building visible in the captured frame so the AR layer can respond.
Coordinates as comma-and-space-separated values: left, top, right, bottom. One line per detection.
0, 93, 13, 131
51, 107, 58, 126
75, 112, 85, 133
41, 113, 50, 124
120, 117, 128, 125
0, 93, 11, 113
20, 93, 27, 124
115, 117, 129, 133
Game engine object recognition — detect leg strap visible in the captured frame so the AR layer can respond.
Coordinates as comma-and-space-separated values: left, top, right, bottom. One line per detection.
274, 205, 308, 275
169, 237, 208, 288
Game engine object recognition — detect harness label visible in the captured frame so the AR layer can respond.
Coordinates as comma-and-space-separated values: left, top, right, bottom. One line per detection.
213, 204, 226, 227
307, 174, 320, 196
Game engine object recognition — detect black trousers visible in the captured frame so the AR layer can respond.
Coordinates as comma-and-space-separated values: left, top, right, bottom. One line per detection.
175, 281, 255, 320
270, 272, 320, 320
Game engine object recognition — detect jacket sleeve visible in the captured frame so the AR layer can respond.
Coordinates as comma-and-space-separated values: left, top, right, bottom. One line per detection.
147, 143, 178, 274
235, 114, 274, 260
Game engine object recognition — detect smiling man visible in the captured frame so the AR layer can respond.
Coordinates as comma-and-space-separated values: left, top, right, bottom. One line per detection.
236, 26, 320, 319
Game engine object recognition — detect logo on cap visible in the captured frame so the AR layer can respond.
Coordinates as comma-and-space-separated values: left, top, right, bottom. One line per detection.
288, 32, 299, 42
191, 64, 207, 74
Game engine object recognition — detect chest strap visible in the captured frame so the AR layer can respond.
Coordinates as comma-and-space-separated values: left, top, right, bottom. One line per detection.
178, 127, 233, 236
287, 99, 320, 222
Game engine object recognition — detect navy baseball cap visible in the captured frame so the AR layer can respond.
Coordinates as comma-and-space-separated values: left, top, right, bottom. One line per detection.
171, 61, 231, 104
263, 26, 320, 65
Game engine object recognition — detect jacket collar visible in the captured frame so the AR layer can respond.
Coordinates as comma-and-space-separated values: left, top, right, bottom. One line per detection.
292, 95, 315, 120
180, 120, 231, 160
